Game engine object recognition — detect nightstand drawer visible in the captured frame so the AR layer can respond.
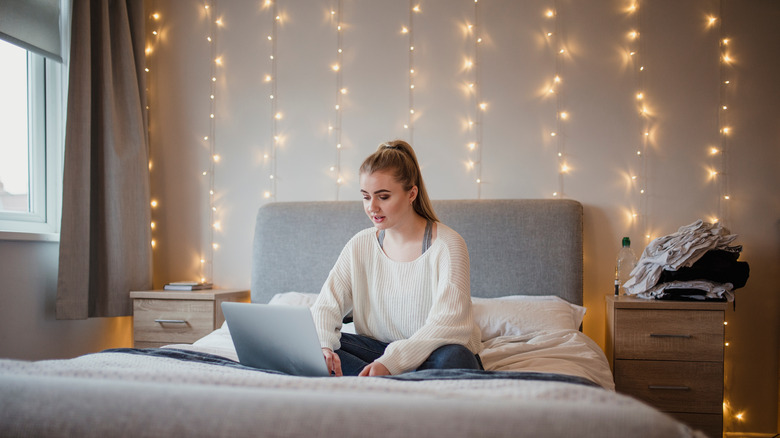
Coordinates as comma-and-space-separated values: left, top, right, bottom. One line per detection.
133, 299, 215, 344
614, 309, 724, 361
614, 360, 723, 414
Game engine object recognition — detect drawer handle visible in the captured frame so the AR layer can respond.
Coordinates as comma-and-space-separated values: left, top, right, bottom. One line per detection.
649, 333, 692, 339
155, 319, 189, 325
648, 385, 691, 391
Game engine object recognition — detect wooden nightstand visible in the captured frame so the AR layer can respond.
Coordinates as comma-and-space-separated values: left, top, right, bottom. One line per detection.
131, 288, 250, 348
605, 295, 727, 438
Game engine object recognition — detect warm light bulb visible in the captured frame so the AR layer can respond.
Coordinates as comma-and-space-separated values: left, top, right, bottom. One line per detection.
546, 10, 554, 17
402, 26, 408, 34
213, 154, 220, 162
275, 112, 282, 120
153, 12, 160, 20
332, 64, 340, 71
151, 200, 158, 208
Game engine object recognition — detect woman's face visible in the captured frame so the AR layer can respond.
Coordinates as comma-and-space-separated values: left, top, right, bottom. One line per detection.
360, 170, 417, 231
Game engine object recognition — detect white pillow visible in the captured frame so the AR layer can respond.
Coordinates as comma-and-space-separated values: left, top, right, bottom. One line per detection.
268, 291, 318, 307
269, 292, 586, 341
471, 295, 586, 341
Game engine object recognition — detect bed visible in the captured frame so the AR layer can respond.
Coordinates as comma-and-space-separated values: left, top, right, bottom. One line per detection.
0, 199, 706, 437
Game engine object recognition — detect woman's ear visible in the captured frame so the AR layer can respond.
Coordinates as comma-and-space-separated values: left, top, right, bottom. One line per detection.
409, 186, 418, 204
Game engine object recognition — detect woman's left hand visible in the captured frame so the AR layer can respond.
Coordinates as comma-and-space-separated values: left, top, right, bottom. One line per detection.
358, 361, 391, 377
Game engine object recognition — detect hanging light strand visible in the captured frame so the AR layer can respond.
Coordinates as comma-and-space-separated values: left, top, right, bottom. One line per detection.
406, 1, 417, 142
627, 0, 649, 241
332, 0, 344, 199
202, 0, 219, 283
716, 1, 732, 227
146, 5, 160, 253
264, 1, 279, 202
551, 3, 567, 198
472, 0, 483, 199
268, 1, 281, 200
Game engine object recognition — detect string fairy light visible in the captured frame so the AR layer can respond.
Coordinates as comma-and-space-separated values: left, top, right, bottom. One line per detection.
625, 0, 650, 241
146, 5, 161, 254
713, 2, 732, 228
710, 2, 742, 430
330, 0, 345, 199
262, 1, 279, 202
200, 0, 220, 283
465, 0, 484, 199
404, 1, 419, 143
544, 2, 568, 199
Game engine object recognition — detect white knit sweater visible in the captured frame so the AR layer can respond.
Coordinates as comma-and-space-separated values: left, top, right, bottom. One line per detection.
311, 223, 483, 375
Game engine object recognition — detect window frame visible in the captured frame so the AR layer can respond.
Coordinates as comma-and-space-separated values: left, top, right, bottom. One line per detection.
0, 50, 64, 242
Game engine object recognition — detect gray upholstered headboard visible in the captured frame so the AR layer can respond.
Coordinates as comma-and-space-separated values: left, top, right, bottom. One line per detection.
251, 199, 583, 306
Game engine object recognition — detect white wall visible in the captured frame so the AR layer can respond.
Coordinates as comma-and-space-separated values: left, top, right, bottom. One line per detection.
146, 0, 778, 433
0, 240, 132, 360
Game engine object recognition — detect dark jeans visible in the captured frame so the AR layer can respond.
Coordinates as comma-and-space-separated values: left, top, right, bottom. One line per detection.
336, 332, 483, 376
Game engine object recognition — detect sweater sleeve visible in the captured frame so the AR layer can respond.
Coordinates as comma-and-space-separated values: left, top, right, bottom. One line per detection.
311, 240, 354, 351
376, 231, 481, 374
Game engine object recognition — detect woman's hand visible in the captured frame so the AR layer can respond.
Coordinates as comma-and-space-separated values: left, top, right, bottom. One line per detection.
358, 361, 390, 377
322, 348, 342, 376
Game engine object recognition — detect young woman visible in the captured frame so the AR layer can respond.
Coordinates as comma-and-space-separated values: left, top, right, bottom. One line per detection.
311, 140, 483, 376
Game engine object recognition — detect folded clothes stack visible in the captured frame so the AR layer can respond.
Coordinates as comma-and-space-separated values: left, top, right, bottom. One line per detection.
624, 220, 750, 301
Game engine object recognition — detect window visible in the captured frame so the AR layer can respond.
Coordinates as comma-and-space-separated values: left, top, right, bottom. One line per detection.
0, 38, 65, 240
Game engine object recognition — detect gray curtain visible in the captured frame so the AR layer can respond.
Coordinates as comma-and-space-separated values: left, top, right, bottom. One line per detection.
56, 0, 152, 319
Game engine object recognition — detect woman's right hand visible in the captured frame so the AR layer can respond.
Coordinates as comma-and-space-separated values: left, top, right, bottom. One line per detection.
322, 348, 342, 376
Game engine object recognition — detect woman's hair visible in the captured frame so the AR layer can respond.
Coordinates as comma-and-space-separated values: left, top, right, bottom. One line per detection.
359, 140, 439, 223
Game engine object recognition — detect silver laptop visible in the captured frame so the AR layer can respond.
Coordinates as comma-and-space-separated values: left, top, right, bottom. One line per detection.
221, 302, 330, 377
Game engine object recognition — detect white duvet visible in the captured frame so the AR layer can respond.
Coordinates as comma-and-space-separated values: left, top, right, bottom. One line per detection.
182, 322, 615, 390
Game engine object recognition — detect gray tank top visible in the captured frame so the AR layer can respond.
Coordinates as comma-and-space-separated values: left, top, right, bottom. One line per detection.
378, 220, 434, 255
